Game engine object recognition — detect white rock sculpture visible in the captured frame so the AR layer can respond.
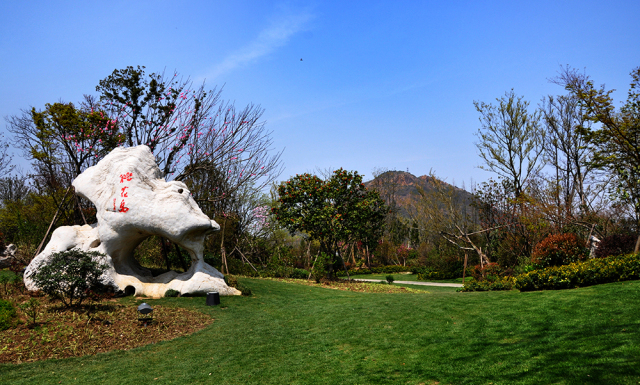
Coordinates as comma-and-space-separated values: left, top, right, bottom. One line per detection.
24, 145, 240, 297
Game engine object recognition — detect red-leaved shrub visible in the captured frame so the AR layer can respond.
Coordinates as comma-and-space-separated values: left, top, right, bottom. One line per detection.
470, 262, 514, 282
531, 233, 588, 268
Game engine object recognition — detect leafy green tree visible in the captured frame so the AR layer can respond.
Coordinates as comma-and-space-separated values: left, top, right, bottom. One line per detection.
474, 90, 545, 198
555, 66, 640, 252
28, 249, 108, 308
273, 169, 387, 276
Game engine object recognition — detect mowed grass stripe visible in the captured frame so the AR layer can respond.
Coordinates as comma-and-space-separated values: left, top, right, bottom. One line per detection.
1, 278, 640, 384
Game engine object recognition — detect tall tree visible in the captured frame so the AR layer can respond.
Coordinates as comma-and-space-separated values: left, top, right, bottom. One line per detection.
555, 66, 640, 252
474, 90, 545, 198
540, 93, 595, 221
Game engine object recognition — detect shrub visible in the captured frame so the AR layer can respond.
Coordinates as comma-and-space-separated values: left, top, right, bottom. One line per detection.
470, 263, 514, 281
19, 298, 40, 326
310, 253, 329, 283
459, 277, 515, 292
237, 283, 252, 296
164, 289, 180, 298
224, 274, 239, 288
28, 249, 108, 307
0, 274, 10, 297
531, 233, 588, 268
291, 268, 310, 279
514, 253, 640, 291
0, 270, 22, 297
0, 299, 17, 330
386, 275, 394, 284
337, 265, 410, 277
414, 267, 460, 280
595, 233, 637, 258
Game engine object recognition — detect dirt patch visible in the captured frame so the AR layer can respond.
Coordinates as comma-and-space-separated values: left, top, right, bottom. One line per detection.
0, 294, 212, 364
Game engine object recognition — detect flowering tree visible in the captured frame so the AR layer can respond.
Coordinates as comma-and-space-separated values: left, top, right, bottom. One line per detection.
96, 66, 220, 176
7, 95, 124, 185
273, 169, 387, 276
97, 66, 283, 204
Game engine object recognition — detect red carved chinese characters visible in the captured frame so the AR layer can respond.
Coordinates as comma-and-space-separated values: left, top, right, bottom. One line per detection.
120, 172, 133, 183
116, 173, 132, 213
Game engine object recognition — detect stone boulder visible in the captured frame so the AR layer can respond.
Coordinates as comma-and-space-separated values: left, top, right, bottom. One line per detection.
24, 146, 240, 297
0, 244, 16, 269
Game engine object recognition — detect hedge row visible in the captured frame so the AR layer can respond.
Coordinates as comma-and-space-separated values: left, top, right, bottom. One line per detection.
336, 265, 463, 280
337, 265, 410, 277
415, 268, 461, 280
459, 277, 515, 292
514, 253, 640, 291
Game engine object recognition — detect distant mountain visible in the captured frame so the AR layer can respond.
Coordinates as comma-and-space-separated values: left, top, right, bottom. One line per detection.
364, 171, 475, 219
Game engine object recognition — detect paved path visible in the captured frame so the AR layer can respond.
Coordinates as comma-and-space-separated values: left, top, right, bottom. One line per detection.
350, 278, 463, 288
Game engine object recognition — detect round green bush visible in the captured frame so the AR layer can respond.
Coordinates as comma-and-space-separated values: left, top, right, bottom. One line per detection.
28, 249, 108, 307
291, 268, 310, 279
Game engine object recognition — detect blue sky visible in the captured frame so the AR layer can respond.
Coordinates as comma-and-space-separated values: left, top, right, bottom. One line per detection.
1, 0, 639, 187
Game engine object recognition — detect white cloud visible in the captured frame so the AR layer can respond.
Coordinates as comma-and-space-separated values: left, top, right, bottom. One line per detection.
205, 9, 313, 80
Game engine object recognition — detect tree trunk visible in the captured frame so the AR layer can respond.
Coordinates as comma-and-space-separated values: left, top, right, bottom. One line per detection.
174, 243, 189, 272
308, 253, 319, 281
160, 237, 171, 271
351, 243, 356, 266
337, 248, 350, 280
462, 251, 468, 285
220, 217, 228, 274
366, 245, 371, 268
35, 186, 73, 257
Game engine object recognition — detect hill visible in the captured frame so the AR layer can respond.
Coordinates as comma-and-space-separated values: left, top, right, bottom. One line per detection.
365, 170, 475, 218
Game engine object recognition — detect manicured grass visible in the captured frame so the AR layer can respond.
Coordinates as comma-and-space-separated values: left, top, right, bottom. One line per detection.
351, 273, 464, 284
2, 278, 640, 384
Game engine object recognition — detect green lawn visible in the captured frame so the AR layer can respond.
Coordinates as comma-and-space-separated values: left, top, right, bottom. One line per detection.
2, 278, 640, 384
351, 273, 464, 284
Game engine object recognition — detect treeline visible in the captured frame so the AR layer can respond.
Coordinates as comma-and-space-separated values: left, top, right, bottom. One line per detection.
0, 65, 638, 281
389, 65, 640, 278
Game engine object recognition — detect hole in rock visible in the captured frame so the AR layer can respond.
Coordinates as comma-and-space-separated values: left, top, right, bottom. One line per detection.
124, 285, 136, 296
89, 239, 101, 248
132, 235, 194, 277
